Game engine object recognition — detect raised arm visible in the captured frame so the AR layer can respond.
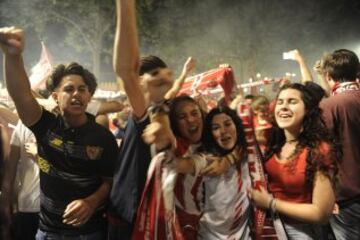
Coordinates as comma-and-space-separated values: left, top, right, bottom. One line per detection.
229, 94, 243, 110
293, 49, 313, 84
164, 57, 196, 100
314, 60, 331, 96
113, 0, 146, 118
97, 101, 124, 115
0, 27, 41, 126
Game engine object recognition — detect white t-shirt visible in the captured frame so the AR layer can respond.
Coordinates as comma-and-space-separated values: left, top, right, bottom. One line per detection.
11, 121, 40, 212
198, 160, 252, 240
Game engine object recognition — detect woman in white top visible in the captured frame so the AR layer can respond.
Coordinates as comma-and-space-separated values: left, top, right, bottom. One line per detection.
199, 106, 252, 240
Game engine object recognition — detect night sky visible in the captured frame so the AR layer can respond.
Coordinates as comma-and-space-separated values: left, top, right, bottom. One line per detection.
0, 0, 359, 87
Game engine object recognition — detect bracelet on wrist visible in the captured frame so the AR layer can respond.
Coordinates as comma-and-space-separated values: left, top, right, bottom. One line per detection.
269, 197, 277, 213
148, 101, 170, 115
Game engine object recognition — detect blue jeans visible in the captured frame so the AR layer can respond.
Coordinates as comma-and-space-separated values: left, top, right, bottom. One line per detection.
35, 229, 105, 240
330, 201, 360, 240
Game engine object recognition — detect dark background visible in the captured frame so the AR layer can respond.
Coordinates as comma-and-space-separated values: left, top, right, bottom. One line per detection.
0, 0, 359, 89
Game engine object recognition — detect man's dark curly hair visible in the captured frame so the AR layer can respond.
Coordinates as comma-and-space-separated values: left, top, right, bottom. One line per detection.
265, 82, 340, 187
46, 62, 97, 95
202, 106, 247, 157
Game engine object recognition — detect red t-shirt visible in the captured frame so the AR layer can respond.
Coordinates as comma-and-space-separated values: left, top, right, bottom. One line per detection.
265, 142, 332, 204
266, 148, 312, 204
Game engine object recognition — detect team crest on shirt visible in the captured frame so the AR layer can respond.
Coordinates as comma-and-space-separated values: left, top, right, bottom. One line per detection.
86, 146, 103, 160
38, 157, 50, 173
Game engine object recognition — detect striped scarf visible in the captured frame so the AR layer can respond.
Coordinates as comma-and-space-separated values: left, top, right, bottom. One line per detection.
237, 102, 287, 240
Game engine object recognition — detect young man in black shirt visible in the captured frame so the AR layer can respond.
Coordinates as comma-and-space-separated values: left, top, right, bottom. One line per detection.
0, 27, 118, 239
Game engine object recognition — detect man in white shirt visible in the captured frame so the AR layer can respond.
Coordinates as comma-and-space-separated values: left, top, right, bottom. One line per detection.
1, 120, 40, 240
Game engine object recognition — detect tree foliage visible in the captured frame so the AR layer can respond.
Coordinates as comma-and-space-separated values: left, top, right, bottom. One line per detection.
0, 0, 115, 78
1, 0, 359, 83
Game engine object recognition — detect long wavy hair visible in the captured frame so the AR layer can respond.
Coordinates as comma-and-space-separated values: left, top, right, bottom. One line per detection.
265, 82, 340, 187
202, 106, 247, 159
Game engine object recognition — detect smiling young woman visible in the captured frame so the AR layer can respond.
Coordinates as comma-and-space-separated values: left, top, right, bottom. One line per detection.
249, 82, 339, 239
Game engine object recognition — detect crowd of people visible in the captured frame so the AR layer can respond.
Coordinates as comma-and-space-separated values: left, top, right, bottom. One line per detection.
0, 0, 360, 239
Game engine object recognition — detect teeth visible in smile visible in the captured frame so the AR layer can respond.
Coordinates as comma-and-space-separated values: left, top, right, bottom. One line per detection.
189, 126, 197, 131
279, 113, 291, 118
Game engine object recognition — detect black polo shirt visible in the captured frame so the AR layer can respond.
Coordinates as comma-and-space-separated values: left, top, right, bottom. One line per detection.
29, 109, 118, 235
108, 114, 151, 225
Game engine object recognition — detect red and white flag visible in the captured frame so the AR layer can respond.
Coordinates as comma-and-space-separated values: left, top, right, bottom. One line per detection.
178, 67, 235, 103
132, 151, 185, 240
29, 42, 53, 90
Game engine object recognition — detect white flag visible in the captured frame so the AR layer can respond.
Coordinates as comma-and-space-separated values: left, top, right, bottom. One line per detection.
29, 42, 53, 90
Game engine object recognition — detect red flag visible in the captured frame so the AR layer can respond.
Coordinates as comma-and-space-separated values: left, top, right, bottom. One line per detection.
132, 152, 185, 240
29, 42, 53, 90
178, 67, 235, 104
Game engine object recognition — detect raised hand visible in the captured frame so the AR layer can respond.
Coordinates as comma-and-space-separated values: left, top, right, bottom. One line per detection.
219, 63, 232, 68
313, 60, 323, 75
142, 111, 177, 151
182, 57, 196, 75
24, 142, 38, 162
292, 49, 303, 63
0, 26, 24, 55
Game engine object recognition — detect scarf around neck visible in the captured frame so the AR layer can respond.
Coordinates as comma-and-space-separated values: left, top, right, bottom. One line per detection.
331, 81, 360, 96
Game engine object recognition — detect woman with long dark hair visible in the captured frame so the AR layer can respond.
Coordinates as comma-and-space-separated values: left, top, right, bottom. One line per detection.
249, 83, 338, 239
198, 106, 252, 239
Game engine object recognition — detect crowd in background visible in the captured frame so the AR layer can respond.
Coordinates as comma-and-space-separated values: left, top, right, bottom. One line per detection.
0, 0, 360, 240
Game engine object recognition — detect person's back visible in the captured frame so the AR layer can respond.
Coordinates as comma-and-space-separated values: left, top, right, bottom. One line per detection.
319, 49, 360, 239
322, 91, 360, 202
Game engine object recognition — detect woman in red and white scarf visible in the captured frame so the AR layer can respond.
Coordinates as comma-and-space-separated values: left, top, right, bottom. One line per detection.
197, 106, 252, 239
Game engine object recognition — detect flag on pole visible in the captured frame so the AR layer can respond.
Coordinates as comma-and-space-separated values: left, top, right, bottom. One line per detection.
29, 42, 53, 90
